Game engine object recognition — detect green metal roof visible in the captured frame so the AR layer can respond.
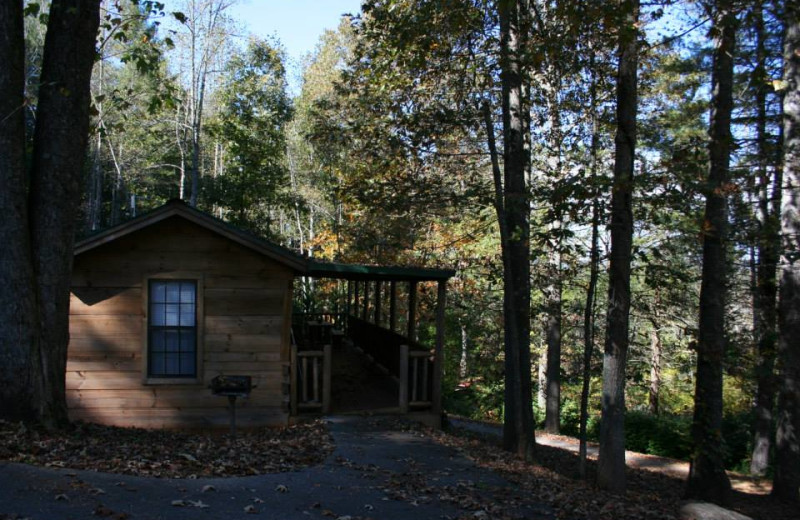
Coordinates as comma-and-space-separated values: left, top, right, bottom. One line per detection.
308, 260, 455, 281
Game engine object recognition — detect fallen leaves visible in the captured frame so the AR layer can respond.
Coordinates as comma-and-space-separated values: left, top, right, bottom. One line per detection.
0, 418, 333, 478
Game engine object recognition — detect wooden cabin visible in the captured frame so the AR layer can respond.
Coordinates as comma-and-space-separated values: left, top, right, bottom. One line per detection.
68, 200, 453, 429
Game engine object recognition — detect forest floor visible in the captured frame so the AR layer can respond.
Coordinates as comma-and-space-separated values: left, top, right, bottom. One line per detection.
445, 416, 792, 520
0, 415, 795, 520
448, 416, 773, 494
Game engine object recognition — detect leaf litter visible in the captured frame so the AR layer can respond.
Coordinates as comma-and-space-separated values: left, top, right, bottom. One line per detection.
0, 418, 333, 478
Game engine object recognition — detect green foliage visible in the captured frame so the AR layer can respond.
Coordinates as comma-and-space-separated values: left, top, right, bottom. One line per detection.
625, 411, 693, 460
205, 38, 293, 237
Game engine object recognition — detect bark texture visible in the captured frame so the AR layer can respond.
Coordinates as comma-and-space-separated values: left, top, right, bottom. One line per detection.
749, 0, 781, 478
772, 0, 800, 502
597, 0, 639, 494
0, 0, 101, 425
0, 0, 38, 421
686, 0, 735, 505
496, 0, 535, 460
544, 245, 562, 434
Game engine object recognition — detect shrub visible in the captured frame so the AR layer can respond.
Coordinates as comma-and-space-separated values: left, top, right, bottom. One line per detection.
624, 411, 693, 460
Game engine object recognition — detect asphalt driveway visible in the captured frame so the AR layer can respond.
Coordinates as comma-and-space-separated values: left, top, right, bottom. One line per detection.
0, 416, 554, 520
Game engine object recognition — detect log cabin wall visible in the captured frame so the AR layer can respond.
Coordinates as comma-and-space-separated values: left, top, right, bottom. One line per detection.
68, 215, 294, 429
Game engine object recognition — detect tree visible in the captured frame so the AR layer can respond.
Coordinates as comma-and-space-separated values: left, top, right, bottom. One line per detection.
685, 0, 736, 505
496, 0, 536, 459
745, 0, 784, 478
596, 0, 640, 494
772, 0, 800, 502
171, 0, 236, 206
0, 0, 101, 425
206, 37, 292, 236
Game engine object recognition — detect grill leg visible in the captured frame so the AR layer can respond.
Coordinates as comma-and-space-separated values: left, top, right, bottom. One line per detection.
228, 395, 237, 439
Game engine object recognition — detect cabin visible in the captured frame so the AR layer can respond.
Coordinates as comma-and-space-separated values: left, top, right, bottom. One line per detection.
68, 200, 453, 429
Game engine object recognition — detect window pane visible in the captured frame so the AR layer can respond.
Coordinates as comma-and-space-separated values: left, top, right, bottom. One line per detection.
151, 331, 165, 352
165, 304, 179, 326
164, 330, 180, 352
179, 304, 195, 326
180, 331, 196, 352
150, 304, 165, 326
151, 282, 167, 303
179, 353, 196, 375
164, 353, 179, 374
149, 353, 165, 375
180, 282, 195, 303
166, 283, 180, 303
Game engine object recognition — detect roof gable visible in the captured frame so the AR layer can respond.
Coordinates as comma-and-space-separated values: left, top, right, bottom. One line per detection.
75, 200, 454, 282
74, 200, 308, 272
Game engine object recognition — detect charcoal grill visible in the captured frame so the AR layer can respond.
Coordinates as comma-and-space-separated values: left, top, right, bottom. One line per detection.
210, 375, 254, 438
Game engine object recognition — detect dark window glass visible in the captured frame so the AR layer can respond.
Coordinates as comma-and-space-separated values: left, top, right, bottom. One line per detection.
148, 280, 197, 377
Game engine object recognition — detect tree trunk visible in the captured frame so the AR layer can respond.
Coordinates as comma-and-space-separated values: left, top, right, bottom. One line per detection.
649, 319, 662, 416
686, 0, 735, 505
597, 0, 639, 494
27, 0, 102, 427
544, 253, 562, 433
498, 0, 535, 460
0, 0, 101, 426
750, 0, 781, 478
579, 198, 601, 479
772, 0, 800, 502
0, 0, 39, 422
537, 347, 547, 412
579, 48, 602, 479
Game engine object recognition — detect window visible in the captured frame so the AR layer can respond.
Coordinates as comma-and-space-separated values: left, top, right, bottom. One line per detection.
148, 280, 197, 378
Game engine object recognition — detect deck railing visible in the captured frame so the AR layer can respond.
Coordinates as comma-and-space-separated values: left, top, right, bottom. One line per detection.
290, 344, 331, 414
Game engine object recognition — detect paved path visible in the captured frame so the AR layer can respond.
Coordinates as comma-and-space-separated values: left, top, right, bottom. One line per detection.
0, 416, 553, 520
448, 417, 773, 496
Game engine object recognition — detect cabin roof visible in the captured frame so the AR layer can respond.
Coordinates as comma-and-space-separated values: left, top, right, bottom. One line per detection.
75, 199, 455, 282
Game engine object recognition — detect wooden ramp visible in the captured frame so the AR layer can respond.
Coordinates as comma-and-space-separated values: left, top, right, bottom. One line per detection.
331, 342, 399, 413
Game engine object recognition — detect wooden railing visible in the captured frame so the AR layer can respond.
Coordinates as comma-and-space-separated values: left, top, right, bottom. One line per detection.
290, 344, 331, 414
399, 346, 433, 412
292, 313, 345, 348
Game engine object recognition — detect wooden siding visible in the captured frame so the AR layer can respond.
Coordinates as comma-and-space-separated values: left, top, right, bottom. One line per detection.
68, 216, 294, 429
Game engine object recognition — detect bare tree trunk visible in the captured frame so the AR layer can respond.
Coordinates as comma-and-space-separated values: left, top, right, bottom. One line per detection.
750, 0, 781, 478
772, 1, 800, 502
579, 46, 602, 479
649, 318, 662, 416
580, 196, 601, 478
459, 322, 469, 380
537, 347, 547, 413
686, 0, 735, 505
0, 0, 39, 422
29, 0, 101, 426
544, 249, 562, 433
499, 0, 535, 460
597, 0, 639, 494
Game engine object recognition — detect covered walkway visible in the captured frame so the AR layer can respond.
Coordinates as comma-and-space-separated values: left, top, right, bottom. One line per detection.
290, 263, 454, 426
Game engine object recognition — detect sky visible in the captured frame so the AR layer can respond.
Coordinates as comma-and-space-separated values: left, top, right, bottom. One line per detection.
227, 0, 364, 93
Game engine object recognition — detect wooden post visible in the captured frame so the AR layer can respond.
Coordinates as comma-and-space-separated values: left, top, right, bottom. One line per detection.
399, 344, 409, 413
433, 280, 446, 417
323, 344, 332, 414
375, 281, 382, 327
353, 279, 360, 319
389, 281, 397, 333
290, 344, 298, 416
347, 280, 353, 317
407, 281, 417, 342
362, 280, 370, 321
